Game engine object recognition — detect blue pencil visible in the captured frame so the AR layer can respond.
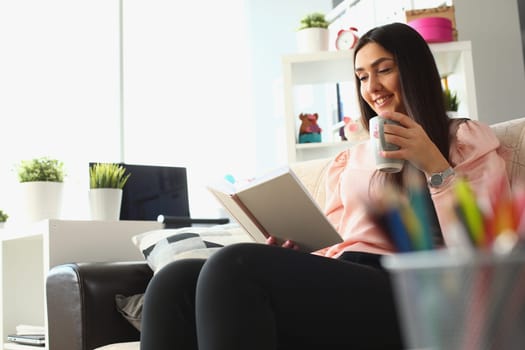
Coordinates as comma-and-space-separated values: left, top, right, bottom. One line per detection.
382, 185, 413, 252
406, 168, 434, 250
384, 207, 413, 252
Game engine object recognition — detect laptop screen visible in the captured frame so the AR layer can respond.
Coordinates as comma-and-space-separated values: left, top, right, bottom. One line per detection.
89, 163, 190, 221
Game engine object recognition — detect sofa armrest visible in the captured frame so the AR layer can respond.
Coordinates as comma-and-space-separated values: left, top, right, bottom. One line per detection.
46, 261, 152, 350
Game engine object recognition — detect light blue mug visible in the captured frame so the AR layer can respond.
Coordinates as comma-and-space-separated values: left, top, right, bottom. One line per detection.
369, 116, 405, 173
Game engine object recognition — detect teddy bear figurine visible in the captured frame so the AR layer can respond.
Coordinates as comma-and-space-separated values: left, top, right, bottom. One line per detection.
298, 113, 322, 143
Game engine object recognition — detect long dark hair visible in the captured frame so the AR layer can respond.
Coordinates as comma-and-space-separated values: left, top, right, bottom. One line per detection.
353, 22, 451, 189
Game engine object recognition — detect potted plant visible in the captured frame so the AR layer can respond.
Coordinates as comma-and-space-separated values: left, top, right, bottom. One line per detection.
296, 12, 330, 53
16, 157, 66, 222
0, 209, 8, 228
17, 157, 65, 183
443, 88, 459, 116
88, 163, 131, 221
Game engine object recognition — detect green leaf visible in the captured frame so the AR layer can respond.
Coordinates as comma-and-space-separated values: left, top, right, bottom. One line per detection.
443, 89, 459, 111
16, 157, 65, 182
298, 12, 329, 30
89, 163, 131, 189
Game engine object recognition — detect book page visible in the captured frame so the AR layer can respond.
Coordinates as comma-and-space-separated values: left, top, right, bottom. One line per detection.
208, 167, 342, 252
207, 186, 266, 243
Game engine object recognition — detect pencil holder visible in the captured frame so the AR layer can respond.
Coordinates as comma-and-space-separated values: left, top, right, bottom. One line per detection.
382, 250, 525, 350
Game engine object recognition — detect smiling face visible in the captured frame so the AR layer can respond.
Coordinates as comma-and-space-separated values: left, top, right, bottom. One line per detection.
354, 42, 406, 115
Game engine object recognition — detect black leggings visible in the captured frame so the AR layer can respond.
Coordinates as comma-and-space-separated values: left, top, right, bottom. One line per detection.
140, 243, 403, 350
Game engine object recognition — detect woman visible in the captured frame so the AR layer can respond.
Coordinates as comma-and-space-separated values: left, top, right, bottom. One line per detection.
140, 23, 510, 349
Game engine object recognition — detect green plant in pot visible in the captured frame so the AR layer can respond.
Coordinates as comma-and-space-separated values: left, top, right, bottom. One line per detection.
298, 12, 329, 30
296, 12, 330, 53
443, 89, 459, 118
89, 163, 131, 221
443, 88, 459, 113
15, 157, 66, 222
89, 163, 130, 189
16, 157, 65, 183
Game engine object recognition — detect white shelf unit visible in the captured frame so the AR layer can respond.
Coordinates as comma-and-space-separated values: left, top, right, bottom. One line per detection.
0, 219, 163, 350
282, 40, 477, 163
4, 342, 43, 350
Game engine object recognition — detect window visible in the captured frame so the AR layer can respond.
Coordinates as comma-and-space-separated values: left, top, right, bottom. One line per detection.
0, 0, 254, 222
122, 0, 254, 217
0, 0, 120, 220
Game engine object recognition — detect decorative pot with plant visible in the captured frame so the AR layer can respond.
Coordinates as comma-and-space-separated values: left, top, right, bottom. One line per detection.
443, 88, 459, 114
0, 209, 8, 228
16, 157, 65, 222
88, 163, 131, 221
296, 12, 330, 53
442, 76, 459, 117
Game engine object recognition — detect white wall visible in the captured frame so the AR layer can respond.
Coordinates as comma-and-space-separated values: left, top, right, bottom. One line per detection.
454, 0, 525, 123
244, 0, 333, 173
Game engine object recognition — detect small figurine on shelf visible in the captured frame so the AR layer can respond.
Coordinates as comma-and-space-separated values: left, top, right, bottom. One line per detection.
340, 116, 369, 142
298, 113, 322, 143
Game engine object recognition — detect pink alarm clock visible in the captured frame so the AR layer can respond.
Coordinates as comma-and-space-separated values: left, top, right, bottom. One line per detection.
335, 27, 359, 50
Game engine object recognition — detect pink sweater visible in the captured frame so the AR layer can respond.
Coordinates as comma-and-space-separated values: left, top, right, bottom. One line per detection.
320, 120, 511, 258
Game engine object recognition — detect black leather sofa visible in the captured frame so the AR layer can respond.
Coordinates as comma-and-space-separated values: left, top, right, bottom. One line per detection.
46, 261, 152, 350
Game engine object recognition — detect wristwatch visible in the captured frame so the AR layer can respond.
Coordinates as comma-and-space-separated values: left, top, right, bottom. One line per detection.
428, 167, 455, 188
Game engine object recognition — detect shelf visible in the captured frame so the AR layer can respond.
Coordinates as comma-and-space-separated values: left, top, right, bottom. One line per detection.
4, 342, 44, 350
0, 221, 49, 241
282, 50, 355, 85
282, 40, 477, 163
296, 140, 356, 150
0, 220, 163, 350
431, 41, 471, 77
282, 41, 470, 85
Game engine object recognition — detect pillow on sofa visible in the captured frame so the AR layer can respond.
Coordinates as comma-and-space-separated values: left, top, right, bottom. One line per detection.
132, 223, 251, 274
115, 293, 144, 331
116, 224, 252, 331
134, 231, 221, 274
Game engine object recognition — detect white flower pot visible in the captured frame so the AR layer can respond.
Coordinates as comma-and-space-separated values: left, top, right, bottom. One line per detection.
296, 28, 329, 53
89, 188, 123, 221
446, 111, 460, 118
21, 181, 64, 222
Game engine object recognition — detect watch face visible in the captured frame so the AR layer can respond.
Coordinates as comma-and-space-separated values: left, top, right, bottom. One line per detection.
429, 167, 455, 188
430, 173, 443, 187
336, 31, 355, 50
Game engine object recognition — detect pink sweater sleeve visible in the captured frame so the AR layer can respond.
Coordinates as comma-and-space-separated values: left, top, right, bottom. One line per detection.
312, 149, 352, 256
324, 150, 350, 233
431, 120, 511, 246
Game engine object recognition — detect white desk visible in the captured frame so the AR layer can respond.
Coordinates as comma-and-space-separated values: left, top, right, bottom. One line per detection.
0, 219, 163, 350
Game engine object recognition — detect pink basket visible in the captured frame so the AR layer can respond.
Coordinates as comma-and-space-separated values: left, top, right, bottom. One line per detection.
408, 17, 453, 43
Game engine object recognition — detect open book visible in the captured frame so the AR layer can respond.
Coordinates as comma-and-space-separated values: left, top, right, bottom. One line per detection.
207, 167, 342, 252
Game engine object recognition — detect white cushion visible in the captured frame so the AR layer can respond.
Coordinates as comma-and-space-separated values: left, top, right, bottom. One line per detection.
94, 341, 139, 350
132, 223, 253, 274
